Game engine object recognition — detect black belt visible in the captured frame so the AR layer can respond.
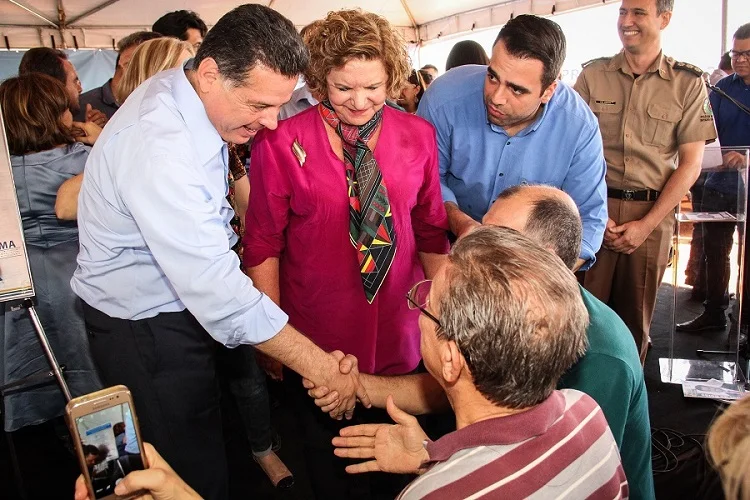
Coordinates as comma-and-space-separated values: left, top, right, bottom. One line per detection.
607, 188, 660, 202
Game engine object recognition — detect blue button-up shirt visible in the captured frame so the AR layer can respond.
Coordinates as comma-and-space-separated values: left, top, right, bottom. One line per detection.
72, 65, 288, 347
417, 65, 607, 266
705, 74, 750, 193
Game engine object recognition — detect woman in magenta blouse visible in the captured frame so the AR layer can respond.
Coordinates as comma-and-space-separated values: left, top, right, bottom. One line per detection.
243, 9, 449, 498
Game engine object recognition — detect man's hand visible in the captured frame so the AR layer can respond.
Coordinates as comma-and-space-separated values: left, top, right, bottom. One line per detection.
314, 351, 370, 420
303, 351, 360, 413
723, 151, 747, 169
332, 395, 429, 474
601, 218, 619, 250
74, 442, 201, 500
72, 121, 102, 146
607, 218, 654, 254
85, 104, 108, 128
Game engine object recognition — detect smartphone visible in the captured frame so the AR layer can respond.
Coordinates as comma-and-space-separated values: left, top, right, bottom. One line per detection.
66, 385, 148, 499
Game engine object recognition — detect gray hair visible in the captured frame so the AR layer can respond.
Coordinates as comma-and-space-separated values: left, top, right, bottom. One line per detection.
439, 226, 588, 409
656, 0, 674, 14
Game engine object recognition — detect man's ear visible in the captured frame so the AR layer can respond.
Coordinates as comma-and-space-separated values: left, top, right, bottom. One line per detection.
540, 80, 558, 104
194, 57, 220, 94
441, 340, 465, 384
659, 10, 672, 30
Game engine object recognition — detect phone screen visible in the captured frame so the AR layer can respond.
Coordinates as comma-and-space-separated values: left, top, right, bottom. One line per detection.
76, 402, 144, 499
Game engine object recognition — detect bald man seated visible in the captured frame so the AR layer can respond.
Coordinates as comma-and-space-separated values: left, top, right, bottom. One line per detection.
309, 185, 654, 500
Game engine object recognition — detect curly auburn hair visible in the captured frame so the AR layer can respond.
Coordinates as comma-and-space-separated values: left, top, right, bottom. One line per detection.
303, 9, 411, 100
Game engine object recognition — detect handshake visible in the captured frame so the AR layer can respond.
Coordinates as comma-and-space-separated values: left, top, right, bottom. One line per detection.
301, 350, 370, 420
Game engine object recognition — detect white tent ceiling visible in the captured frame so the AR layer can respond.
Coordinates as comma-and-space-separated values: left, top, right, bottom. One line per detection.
0, 0, 618, 49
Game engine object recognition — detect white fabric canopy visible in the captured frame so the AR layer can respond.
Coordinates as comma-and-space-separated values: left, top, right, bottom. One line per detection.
0, 0, 618, 49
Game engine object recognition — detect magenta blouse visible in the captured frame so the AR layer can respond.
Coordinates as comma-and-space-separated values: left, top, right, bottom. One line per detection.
243, 105, 449, 375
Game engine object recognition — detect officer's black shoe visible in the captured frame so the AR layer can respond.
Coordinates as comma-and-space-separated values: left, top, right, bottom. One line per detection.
676, 311, 727, 333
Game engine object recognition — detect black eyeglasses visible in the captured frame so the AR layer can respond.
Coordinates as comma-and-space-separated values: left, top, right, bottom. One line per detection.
406, 280, 441, 327
730, 50, 750, 60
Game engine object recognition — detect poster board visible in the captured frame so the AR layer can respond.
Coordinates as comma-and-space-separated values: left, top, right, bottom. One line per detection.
0, 105, 34, 302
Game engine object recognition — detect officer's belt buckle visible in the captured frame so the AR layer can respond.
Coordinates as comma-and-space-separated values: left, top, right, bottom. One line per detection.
623, 190, 635, 201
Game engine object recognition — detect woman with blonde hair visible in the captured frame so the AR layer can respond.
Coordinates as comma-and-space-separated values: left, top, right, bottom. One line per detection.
244, 8, 449, 498
707, 396, 750, 499
115, 37, 195, 103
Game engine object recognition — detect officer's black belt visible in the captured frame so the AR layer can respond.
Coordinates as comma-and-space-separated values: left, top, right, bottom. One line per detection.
607, 188, 660, 202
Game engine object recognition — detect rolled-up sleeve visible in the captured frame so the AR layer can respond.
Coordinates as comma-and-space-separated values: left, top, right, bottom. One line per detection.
417, 93, 457, 206
562, 121, 608, 267
121, 153, 287, 348
412, 125, 450, 254
242, 132, 292, 269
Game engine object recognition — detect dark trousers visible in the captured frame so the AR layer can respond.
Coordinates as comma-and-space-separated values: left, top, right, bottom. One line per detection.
217, 345, 272, 455
82, 303, 228, 500
701, 188, 736, 312
283, 369, 413, 499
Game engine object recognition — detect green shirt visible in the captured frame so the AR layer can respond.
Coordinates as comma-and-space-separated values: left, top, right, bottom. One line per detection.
559, 286, 654, 500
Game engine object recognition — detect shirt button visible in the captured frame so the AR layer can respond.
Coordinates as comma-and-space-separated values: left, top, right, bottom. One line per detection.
506, 141, 511, 145
499, 173, 504, 177
625, 157, 630, 163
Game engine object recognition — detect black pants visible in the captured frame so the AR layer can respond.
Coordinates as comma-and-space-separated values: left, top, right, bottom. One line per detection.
82, 303, 228, 500
701, 188, 736, 312
217, 345, 273, 455
283, 369, 413, 499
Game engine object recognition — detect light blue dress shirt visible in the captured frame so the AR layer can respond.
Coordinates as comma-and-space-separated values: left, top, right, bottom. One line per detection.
417, 65, 608, 266
71, 65, 288, 347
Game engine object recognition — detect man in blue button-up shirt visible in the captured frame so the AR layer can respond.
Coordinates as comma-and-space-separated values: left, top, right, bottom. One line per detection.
677, 22, 750, 334
71, 6, 368, 499
417, 15, 607, 271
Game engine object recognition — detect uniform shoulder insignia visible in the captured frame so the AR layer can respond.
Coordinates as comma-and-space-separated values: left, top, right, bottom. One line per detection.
581, 56, 611, 69
673, 61, 704, 77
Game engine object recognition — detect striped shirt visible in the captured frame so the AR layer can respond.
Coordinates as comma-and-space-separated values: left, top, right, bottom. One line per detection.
398, 389, 628, 499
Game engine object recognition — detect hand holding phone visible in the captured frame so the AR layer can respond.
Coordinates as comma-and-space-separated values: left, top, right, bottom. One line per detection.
74, 442, 202, 500
66, 386, 147, 500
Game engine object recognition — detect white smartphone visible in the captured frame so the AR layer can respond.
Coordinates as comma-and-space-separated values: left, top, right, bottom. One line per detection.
65, 385, 148, 499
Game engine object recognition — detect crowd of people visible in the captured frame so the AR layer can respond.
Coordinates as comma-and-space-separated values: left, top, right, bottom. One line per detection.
1, 0, 750, 499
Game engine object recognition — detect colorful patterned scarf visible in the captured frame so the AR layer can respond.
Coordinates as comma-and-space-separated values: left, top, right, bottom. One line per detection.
319, 100, 397, 303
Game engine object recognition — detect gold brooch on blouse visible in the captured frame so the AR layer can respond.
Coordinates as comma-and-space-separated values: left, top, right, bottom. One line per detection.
292, 139, 306, 167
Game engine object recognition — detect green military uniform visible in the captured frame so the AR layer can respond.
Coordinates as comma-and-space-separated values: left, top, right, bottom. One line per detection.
575, 51, 717, 362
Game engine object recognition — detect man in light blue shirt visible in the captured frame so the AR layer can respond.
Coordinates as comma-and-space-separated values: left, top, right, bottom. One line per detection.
418, 14, 607, 270
71, 6, 368, 499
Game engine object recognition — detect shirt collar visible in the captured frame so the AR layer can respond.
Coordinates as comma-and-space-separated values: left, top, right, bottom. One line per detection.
101, 79, 117, 107
609, 50, 671, 80
425, 391, 566, 463
293, 84, 318, 106
730, 73, 750, 89
172, 59, 225, 165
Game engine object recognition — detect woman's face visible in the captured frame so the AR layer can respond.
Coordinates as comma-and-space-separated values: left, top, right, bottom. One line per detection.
399, 82, 420, 108
326, 58, 388, 126
61, 109, 73, 128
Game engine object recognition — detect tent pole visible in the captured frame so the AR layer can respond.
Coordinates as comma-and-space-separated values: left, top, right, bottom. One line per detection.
57, 0, 67, 49
721, 0, 728, 54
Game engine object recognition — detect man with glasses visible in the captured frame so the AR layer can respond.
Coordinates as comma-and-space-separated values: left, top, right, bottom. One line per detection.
677, 23, 750, 336
331, 226, 628, 498
310, 185, 654, 499
574, 0, 717, 364
71, 6, 368, 499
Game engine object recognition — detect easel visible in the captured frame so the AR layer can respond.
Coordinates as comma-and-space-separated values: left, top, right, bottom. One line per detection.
0, 107, 72, 499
